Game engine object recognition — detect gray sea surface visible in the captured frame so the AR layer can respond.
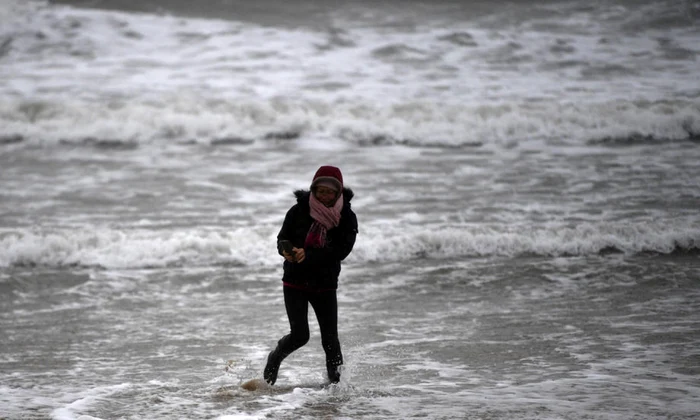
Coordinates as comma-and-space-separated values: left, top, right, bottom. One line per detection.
2, 255, 700, 419
1, 0, 700, 419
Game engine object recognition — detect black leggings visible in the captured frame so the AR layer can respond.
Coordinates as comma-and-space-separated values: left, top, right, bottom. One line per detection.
275, 286, 343, 369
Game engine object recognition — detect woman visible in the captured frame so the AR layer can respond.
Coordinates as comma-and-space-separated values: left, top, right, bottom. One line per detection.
264, 165, 358, 385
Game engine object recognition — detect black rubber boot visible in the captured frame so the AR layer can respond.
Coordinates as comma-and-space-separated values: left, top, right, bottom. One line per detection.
263, 349, 284, 385
326, 362, 342, 384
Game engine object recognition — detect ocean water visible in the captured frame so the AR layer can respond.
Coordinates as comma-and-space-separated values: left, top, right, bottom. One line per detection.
1, 0, 700, 419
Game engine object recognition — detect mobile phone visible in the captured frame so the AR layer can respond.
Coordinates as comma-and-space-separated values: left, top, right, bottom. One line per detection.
279, 240, 294, 255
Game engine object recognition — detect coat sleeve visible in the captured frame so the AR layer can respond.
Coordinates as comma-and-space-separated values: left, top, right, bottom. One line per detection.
276, 205, 297, 256
333, 210, 358, 261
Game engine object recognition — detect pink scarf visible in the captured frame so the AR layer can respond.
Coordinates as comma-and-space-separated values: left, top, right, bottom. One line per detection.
305, 192, 344, 248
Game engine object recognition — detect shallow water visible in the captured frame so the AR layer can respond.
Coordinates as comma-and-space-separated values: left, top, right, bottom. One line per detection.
2, 0, 700, 419
2, 255, 700, 419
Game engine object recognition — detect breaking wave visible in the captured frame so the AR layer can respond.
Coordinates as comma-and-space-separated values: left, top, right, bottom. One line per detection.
2, 97, 699, 149
1, 222, 697, 269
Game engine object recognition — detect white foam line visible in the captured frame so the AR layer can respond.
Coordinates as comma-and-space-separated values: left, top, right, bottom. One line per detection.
50, 383, 131, 420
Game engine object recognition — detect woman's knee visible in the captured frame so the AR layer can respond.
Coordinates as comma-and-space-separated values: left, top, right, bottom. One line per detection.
290, 329, 310, 349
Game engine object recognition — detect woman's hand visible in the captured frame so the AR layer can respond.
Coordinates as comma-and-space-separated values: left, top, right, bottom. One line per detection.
282, 248, 305, 263
292, 247, 305, 263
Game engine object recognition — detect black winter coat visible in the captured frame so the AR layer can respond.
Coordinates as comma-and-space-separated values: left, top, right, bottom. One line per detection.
277, 188, 358, 290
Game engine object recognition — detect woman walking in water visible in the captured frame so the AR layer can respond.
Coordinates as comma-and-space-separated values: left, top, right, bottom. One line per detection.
264, 165, 358, 385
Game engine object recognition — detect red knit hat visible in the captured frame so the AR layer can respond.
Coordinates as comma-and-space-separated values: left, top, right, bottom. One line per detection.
311, 165, 343, 192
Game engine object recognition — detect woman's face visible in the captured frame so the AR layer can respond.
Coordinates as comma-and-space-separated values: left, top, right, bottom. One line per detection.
314, 186, 338, 207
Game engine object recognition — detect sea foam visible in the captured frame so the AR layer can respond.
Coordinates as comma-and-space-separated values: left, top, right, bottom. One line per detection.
2, 1, 699, 149
2, 97, 698, 148
1, 222, 697, 269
